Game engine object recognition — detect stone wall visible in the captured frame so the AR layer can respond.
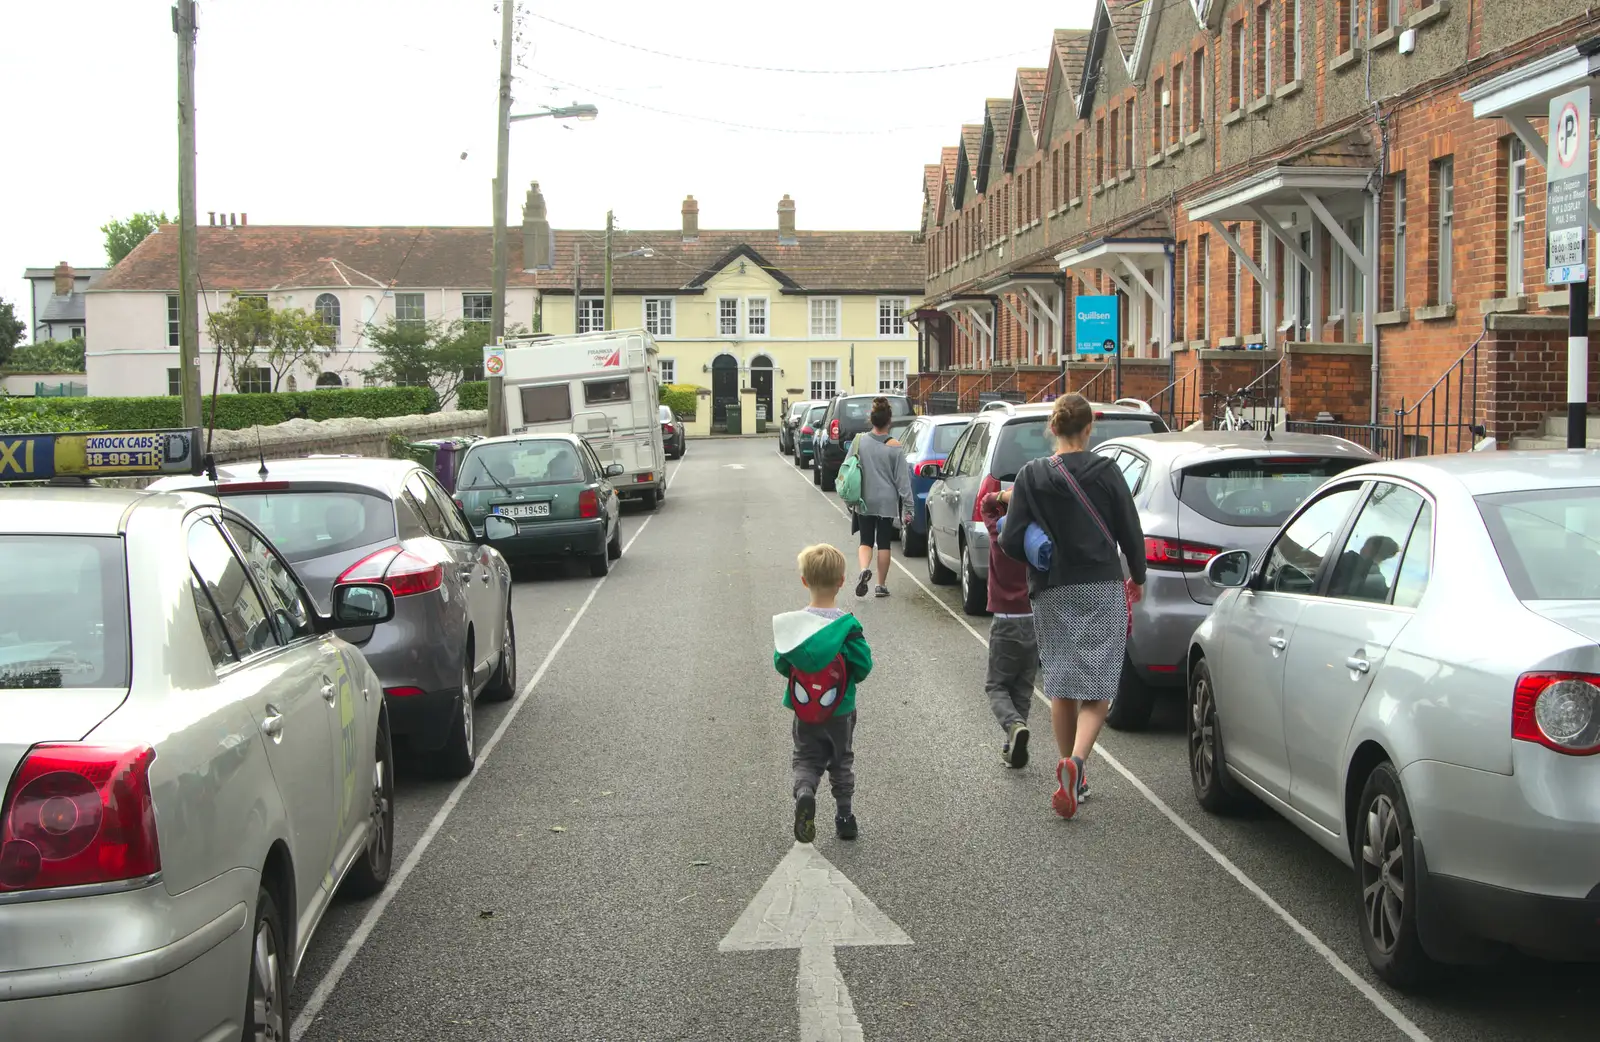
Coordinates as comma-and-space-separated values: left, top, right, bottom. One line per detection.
205, 410, 486, 465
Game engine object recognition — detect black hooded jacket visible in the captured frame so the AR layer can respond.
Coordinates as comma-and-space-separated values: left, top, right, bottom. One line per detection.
997, 450, 1147, 596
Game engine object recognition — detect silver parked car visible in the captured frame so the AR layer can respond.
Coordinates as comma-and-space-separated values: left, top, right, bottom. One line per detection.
0, 479, 398, 1042
153, 457, 516, 778
1188, 451, 1600, 987
923, 400, 1168, 614
1094, 431, 1376, 730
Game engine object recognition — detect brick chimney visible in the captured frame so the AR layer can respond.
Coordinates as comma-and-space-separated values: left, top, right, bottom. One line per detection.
521, 181, 553, 270
681, 195, 699, 243
53, 261, 73, 297
778, 194, 797, 244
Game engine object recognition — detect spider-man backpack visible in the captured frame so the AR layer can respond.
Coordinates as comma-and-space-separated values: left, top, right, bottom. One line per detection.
788, 653, 849, 725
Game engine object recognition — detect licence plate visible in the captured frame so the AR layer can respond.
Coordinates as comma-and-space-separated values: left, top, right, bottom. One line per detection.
496, 503, 549, 518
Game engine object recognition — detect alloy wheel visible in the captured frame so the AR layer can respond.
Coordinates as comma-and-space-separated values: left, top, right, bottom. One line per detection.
1189, 674, 1216, 793
960, 544, 971, 602
501, 615, 516, 688
367, 752, 390, 870
1361, 794, 1406, 955
250, 918, 284, 1041
460, 662, 475, 759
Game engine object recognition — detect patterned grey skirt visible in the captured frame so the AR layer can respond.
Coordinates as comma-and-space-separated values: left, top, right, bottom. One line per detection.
1033, 581, 1128, 701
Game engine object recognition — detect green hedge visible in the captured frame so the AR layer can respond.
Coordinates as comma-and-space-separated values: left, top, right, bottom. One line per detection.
2, 386, 439, 434
660, 383, 700, 421
457, 381, 488, 411
0, 397, 106, 434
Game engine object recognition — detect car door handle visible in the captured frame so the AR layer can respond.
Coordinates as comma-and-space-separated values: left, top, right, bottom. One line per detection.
261, 706, 284, 739
1268, 636, 1288, 650
1346, 656, 1371, 674
321, 675, 337, 703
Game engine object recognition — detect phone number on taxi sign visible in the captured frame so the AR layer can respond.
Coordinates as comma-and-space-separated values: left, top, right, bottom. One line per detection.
82, 433, 163, 469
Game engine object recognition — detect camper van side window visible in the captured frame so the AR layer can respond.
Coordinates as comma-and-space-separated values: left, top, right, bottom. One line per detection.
520, 384, 573, 424
583, 378, 631, 405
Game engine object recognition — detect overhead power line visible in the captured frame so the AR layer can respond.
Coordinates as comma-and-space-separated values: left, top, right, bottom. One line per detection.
528, 13, 1035, 74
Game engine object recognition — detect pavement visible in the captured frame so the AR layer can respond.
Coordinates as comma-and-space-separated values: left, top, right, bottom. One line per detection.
288, 437, 1593, 1042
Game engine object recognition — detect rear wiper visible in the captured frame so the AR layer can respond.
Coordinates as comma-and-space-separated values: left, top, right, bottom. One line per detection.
477, 463, 516, 498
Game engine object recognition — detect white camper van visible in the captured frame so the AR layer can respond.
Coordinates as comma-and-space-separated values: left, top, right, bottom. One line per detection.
500, 329, 668, 508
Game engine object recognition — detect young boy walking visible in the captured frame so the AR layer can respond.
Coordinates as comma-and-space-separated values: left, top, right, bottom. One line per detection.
979, 489, 1038, 769
773, 544, 874, 843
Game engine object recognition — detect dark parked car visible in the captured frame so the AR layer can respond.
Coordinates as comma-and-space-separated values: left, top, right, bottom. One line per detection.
794, 401, 828, 469
659, 404, 687, 459
813, 393, 914, 492
780, 399, 823, 456
897, 413, 972, 556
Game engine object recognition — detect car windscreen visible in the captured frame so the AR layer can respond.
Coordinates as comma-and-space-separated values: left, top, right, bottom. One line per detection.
1089, 415, 1168, 447
991, 418, 1054, 480
0, 536, 129, 689
1477, 486, 1600, 600
461, 441, 586, 490
1179, 457, 1362, 527
931, 423, 966, 454
221, 490, 397, 563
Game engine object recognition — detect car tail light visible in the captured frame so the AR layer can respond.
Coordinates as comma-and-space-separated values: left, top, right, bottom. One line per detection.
452, 497, 465, 512
1512, 672, 1600, 755
801, 425, 814, 435
635, 472, 653, 483
383, 686, 426, 698
1145, 536, 1221, 572
829, 419, 840, 441
0, 744, 161, 893
663, 422, 675, 435
973, 473, 1002, 521
579, 489, 600, 518
337, 545, 443, 597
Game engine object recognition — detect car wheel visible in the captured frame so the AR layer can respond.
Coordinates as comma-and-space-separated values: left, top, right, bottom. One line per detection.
342, 711, 395, 896
926, 528, 956, 585
657, 481, 666, 503
820, 465, 837, 493
243, 885, 288, 1042
436, 656, 476, 778
1185, 658, 1247, 812
903, 523, 927, 557
640, 488, 659, 511
589, 544, 611, 577
606, 523, 622, 560
1357, 762, 1437, 990
482, 607, 517, 703
793, 450, 804, 467
1107, 655, 1157, 731
812, 461, 821, 484
959, 541, 988, 615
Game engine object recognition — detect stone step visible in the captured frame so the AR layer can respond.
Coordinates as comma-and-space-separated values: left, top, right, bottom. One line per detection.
1540, 413, 1600, 437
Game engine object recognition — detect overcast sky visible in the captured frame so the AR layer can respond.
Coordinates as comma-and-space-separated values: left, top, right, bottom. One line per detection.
2, 0, 1096, 338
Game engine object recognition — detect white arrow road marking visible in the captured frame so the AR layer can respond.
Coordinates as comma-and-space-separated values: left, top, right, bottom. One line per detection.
724, 463, 747, 469
720, 842, 911, 1042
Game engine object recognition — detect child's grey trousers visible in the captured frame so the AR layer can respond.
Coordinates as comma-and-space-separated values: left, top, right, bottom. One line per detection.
792, 711, 856, 808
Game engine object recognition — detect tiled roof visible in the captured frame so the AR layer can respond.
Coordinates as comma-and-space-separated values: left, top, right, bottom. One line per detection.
39, 294, 87, 322
1106, 0, 1143, 57
985, 98, 1011, 154
923, 164, 942, 203
960, 124, 984, 176
24, 267, 110, 281
1016, 69, 1048, 140
1053, 29, 1091, 107
93, 224, 925, 297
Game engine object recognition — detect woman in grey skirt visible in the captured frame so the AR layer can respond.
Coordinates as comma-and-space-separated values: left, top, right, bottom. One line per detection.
997, 393, 1146, 819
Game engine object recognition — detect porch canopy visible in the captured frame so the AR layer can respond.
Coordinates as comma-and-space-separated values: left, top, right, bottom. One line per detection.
1185, 165, 1376, 356
1055, 237, 1174, 355
976, 271, 1066, 365
934, 294, 998, 367
1461, 40, 1600, 236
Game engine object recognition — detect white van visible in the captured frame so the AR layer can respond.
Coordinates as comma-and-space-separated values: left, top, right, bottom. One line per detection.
501, 329, 668, 509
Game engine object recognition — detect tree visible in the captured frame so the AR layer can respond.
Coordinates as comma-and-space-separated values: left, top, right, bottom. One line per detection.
205, 295, 274, 392
265, 308, 336, 391
0, 298, 24, 366
5, 337, 85, 374
364, 318, 525, 408
101, 211, 172, 265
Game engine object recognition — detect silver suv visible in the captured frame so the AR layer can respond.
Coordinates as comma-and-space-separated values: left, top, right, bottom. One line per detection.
1093, 430, 1375, 730
923, 401, 1169, 615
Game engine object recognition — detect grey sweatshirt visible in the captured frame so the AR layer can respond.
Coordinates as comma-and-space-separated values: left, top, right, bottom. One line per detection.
851, 431, 912, 520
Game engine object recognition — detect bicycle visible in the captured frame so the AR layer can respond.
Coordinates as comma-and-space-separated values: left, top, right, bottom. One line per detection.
1200, 389, 1257, 431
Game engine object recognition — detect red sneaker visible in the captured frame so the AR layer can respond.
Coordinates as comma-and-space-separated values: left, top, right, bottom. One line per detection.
1053, 757, 1080, 819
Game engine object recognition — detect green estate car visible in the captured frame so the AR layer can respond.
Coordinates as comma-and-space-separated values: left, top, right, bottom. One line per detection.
455, 434, 624, 576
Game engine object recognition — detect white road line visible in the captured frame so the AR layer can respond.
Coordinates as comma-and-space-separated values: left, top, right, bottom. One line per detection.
290, 462, 682, 1040
784, 456, 1433, 1042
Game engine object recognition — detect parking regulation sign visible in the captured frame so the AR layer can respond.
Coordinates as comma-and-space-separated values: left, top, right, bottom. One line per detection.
483, 344, 506, 377
1546, 88, 1590, 286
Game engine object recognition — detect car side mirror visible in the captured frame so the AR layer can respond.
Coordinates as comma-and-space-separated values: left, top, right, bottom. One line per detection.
923, 462, 943, 479
483, 513, 517, 541
605, 462, 625, 477
332, 582, 395, 627
1206, 550, 1252, 588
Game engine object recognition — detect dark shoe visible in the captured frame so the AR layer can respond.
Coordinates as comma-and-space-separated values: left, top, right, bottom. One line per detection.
794, 793, 817, 843
874, 585, 890, 598
854, 568, 872, 598
1005, 723, 1030, 768
1078, 761, 1091, 801
835, 813, 858, 840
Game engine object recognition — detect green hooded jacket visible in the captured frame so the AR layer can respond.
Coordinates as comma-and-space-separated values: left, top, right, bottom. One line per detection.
772, 610, 873, 717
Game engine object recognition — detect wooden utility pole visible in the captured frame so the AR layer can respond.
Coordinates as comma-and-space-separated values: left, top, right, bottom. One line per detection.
572, 242, 582, 332
488, 0, 515, 438
173, 1, 202, 429
603, 210, 614, 331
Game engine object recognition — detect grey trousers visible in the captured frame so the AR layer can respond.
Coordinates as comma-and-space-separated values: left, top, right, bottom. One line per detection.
986, 615, 1039, 731
793, 711, 856, 807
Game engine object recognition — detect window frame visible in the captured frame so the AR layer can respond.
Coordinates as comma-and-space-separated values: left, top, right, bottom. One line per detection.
393, 291, 426, 324
185, 513, 282, 669
718, 296, 741, 337
657, 357, 676, 385
807, 357, 840, 400
238, 367, 272, 395
643, 296, 675, 337
1321, 480, 1430, 606
876, 357, 908, 395
1231, 19, 1246, 112
1393, 174, 1407, 309
1253, 481, 1368, 595
167, 294, 181, 347
314, 292, 342, 346
1508, 139, 1527, 297
877, 297, 909, 338
461, 292, 492, 325
746, 295, 769, 337
1435, 158, 1455, 305
577, 296, 605, 334
809, 297, 842, 338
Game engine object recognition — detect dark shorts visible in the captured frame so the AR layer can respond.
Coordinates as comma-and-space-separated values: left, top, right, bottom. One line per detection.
857, 514, 894, 551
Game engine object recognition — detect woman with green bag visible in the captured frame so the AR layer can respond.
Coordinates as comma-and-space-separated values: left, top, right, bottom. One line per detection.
843, 397, 912, 599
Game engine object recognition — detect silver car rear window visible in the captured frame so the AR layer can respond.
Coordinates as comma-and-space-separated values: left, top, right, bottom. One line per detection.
223, 491, 396, 564
931, 423, 966, 454
1179, 457, 1362, 527
1478, 487, 1600, 600
0, 536, 129, 689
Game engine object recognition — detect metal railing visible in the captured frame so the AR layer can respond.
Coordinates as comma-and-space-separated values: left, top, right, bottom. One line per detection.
1149, 366, 1199, 430
1392, 335, 1487, 457
1075, 363, 1114, 402
1283, 419, 1399, 457
1028, 370, 1067, 402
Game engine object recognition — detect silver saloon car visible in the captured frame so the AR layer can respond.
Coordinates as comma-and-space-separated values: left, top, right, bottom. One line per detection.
0, 482, 397, 1042
1187, 451, 1600, 988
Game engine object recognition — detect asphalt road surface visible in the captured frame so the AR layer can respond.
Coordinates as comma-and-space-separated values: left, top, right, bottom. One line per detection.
288, 437, 1593, 1042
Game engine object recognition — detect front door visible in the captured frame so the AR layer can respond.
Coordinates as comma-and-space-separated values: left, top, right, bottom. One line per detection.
751, 355, 774, 425
711, 354, 739, 430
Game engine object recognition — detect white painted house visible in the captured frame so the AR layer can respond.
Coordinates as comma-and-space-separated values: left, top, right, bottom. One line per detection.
24, 262, 108, 343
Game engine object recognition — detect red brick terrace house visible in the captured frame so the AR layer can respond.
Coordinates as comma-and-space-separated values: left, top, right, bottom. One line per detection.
911, 0, 1600, 453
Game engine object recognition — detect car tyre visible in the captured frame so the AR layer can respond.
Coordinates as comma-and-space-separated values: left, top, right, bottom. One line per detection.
482, 607, 517, 703
812, 460, 822, 484
820, 464, 837, 493
959, 541, 988, 616
1107, 655, 1157, 731
243, 885, 288, 1042
589, 545, 611, 577
1185, 658, 1248, 812
793, 450, 804, 467
903, 523, 927, 557
926, 528, 956, 585
606, 523, 623, 560
436, 656, 476, 778
342, 711, 395, 896
1357, 762, 1437, 990
640, 488, 659, 511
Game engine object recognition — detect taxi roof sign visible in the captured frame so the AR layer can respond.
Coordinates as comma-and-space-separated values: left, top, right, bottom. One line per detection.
0, 428, 204, 482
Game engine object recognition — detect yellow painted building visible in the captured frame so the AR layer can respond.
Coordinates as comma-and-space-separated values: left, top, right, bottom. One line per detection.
524, 193, 925, 437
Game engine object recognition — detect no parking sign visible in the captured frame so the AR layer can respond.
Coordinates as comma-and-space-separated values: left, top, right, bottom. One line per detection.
483, 345, 506, 377
1546, 88, 1590, 286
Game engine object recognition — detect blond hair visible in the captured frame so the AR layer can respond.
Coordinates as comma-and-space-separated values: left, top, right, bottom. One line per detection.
797, 543, 846, 588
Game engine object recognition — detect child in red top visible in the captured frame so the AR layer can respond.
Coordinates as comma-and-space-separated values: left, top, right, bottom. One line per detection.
980, 490, 1039, 768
